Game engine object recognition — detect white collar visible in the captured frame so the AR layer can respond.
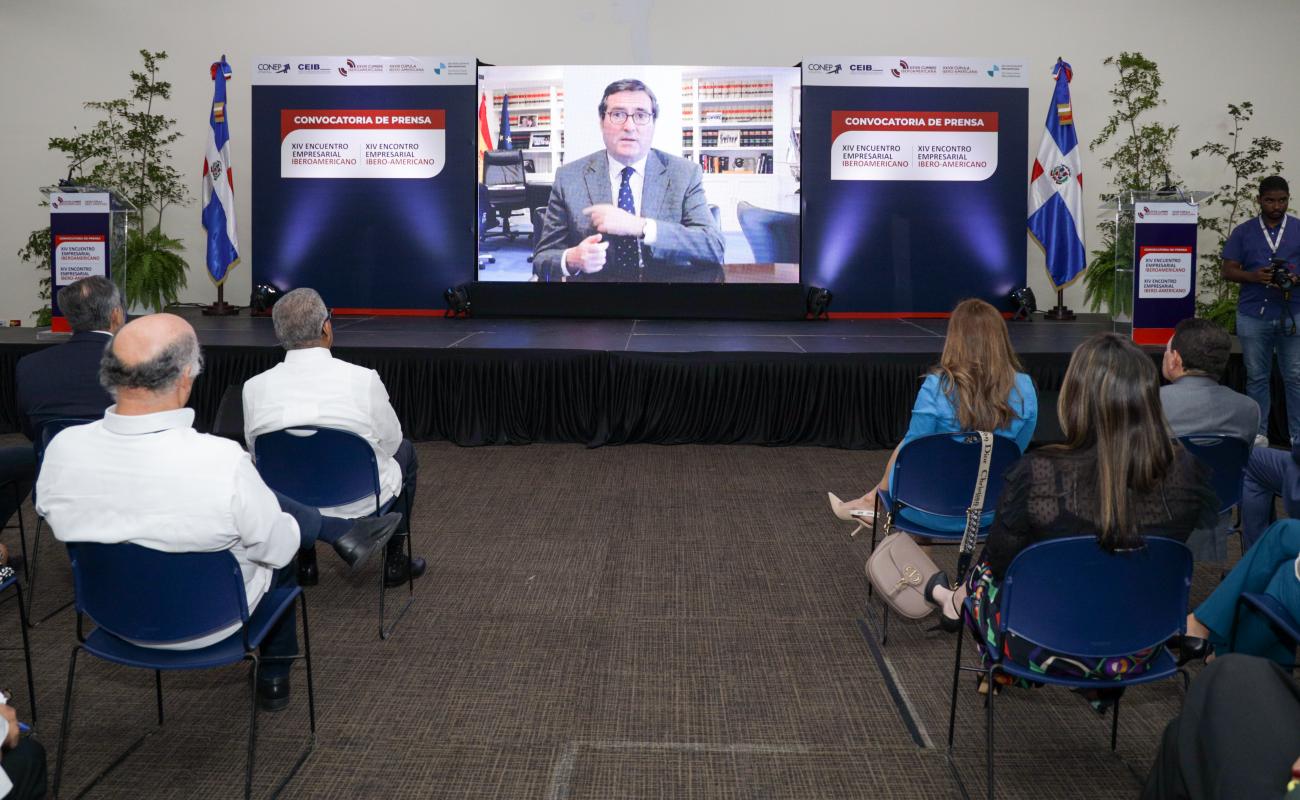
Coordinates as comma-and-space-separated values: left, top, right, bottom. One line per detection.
284, 347, 332, 363
101, 406, 195, 435
607, 152, 649, 179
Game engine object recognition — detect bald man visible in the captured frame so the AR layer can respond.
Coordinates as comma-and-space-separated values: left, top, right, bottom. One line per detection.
36, 314, 400, 711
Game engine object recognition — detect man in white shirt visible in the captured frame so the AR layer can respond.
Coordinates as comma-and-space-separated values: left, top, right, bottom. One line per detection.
0, 695, 46, 800
243, 288, 426, 588
37, 314, 400, 710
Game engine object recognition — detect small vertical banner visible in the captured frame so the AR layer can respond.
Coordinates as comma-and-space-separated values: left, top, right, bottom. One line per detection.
1132, 202, 1198, 345
203, 55, 240, 285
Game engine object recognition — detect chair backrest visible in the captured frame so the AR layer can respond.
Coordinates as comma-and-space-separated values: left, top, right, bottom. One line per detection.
736, 200, 800, 263
891, 432, 1022, 518
998, 536, 1193, 659
67, 541, 248, 645
253, 426, 381, 510
1176, 434, 1251, 514
484, 149, 527, 190
37, 417, 95, 462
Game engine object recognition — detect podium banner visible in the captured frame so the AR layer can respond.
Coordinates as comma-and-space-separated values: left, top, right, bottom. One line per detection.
49, 192, 111, 332
1132, 202, 1198, 345
252, 57, 475, 311
801, 57, 1029, 314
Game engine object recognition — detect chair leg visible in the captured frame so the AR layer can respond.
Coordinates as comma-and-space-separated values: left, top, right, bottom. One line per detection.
985, 666, 996, 800
13, 582, 36, 725
881, 605, 890, 646
155, 670, 164, 726
1110, 693, 1121, 752
1231, 597, 1244, 653
23, 518, 41, 624
12, 485, 30, 584
378, 530, 417, 640
246, 657, 260, 800
53, 646, 82, 798
947, 609, 966, 748
301, 593, 318, 735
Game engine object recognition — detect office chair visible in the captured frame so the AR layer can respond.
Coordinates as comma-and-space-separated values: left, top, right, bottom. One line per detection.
481, 149, 530, 242
737, 200, 800, 263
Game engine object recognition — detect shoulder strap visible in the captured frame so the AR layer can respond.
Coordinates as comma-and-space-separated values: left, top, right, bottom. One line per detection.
955, 431, 994, 580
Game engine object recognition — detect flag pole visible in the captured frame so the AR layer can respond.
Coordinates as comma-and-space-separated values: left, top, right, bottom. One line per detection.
1043, 289, 1075, 320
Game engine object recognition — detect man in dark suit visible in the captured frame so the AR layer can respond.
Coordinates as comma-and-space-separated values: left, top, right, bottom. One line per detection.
532, 78, 724, 283
1, 276, 123, 557
1160, 317, 1260, 442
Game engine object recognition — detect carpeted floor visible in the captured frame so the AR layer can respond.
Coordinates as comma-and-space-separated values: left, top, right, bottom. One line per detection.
0, 435, 1233, 799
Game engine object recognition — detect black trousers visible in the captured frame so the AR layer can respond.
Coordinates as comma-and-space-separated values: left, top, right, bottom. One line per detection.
2, 735, 49, 800
1142, 653, 1300, 799
0, 445, 36, 533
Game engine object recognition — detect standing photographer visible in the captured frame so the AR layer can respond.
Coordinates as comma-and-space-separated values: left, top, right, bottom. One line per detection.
1223, 176, 1300, 446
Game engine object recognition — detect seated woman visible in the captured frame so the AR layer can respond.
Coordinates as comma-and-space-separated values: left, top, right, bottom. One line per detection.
926, 333, 1218, 682
1185, 518, 1300, 666
828, 297, 1037, 532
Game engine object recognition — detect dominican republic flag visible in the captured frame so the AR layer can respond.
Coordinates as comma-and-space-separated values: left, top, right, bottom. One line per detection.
1028, 58, 1085, 290
202, 55, 240, 285
497, 93, 512, 150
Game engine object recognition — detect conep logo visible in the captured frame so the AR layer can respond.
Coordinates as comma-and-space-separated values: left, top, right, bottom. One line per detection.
807, 63, 842, 74
257, 63, 291, 74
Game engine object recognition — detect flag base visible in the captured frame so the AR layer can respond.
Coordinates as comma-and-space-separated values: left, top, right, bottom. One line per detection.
1043, 290, 1076, 321
202, 300, 240, 316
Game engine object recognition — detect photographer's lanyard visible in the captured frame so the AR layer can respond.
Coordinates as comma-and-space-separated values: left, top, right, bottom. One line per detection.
1261, 214, 1287, 255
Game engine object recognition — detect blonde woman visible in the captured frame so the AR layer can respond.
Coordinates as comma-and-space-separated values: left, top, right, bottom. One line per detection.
829, 298, 1037, 531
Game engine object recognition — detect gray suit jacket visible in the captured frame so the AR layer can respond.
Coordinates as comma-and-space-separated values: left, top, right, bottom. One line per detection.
1161, 375, 1261, 443
532, 149, 725, 283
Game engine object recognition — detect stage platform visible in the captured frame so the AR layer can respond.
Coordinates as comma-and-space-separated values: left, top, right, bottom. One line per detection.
0, 311, 1274, 447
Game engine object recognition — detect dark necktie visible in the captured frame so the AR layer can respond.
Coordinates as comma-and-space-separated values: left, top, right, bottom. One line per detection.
609, 165, 638, 275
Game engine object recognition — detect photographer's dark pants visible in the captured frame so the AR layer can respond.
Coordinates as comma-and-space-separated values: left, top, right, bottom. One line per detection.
1237, 310, 1300, 443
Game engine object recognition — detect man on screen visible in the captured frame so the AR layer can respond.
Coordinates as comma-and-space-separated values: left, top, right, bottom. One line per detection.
533, 79, 724, 283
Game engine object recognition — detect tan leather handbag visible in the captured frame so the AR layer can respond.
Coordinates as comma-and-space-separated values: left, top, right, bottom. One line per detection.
865, 432, 994, 619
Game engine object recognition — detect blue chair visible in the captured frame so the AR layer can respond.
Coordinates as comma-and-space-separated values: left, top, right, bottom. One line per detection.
1177, 434, 1250, 516
54, 541, 316, 799
736, 200, 799, 263
25, 417, 96, 626
869, 432, 1022, 643
1232, 592, 1300, 668
0, 572, 36, 726
946, 536, 1193, 800
253, 427, 415, 640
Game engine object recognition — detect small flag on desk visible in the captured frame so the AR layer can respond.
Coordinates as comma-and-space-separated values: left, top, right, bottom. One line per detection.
477, 93, 494, 181
1028, 58, 1086, 290
498, 93, 513, 150
202, 55, 239, 285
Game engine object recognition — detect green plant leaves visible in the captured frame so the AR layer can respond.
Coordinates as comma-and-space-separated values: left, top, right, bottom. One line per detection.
117, 227, 189, 313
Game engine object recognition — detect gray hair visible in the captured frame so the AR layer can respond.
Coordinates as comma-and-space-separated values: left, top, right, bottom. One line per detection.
58, 276, 125, 333
598, 79, 659, 120
272, 288, 330, 350
99, 332, 203, 398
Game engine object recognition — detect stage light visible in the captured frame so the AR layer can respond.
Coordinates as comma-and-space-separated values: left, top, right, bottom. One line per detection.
443, 285, 472, 318
1010, 287, 1037, 321
250, 283, 284, 317
806, 286, 833, 319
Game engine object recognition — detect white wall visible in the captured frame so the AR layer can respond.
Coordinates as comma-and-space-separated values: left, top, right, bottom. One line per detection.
3, 0, 1298, 321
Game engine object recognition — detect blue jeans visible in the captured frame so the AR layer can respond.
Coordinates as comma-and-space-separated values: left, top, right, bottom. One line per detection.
1237, 311, 1300, 442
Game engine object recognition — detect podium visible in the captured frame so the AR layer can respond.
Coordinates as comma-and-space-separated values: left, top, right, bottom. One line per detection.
1097, 189, 1214, 345
40, 184, 135, 334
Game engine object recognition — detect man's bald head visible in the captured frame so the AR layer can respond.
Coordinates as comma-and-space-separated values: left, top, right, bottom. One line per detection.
99, 313, 203, 402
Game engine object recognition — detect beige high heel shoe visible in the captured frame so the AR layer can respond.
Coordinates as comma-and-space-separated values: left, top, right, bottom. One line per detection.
828, 493, 876, 534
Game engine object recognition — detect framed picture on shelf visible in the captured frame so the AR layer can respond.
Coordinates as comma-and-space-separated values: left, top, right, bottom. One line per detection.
518, 114, 537, 128
529, 132, 550, 149
716, 130, 741, 147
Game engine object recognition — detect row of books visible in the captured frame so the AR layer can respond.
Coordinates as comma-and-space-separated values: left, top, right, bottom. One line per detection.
492, 89, 562, 107
686, 80, 773, 99
697, 107, 773, 124
697, 130, 773, 148
698, 153, 775, 174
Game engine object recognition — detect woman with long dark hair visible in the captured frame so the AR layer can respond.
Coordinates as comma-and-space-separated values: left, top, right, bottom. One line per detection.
828, 298, 1037, 531
926, 332, 1218, 681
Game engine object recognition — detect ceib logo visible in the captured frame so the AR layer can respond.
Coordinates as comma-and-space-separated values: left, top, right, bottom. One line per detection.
987, 65, 1000, 77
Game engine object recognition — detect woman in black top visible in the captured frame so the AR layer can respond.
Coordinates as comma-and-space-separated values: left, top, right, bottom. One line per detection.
926, 333, 1218, 681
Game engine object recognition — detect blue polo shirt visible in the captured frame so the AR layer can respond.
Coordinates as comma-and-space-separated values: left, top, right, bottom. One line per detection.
1226, 213, 1300, 320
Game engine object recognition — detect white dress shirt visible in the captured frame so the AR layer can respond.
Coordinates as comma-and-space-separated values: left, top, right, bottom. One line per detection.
561, 152, 658, 278
0, 714, 10, 795
243, 347, 404, 518
35, 407, 300, 649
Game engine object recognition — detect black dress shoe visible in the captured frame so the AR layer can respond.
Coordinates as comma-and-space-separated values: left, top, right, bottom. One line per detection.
384, 553, 427, 588
1173, 635, 1212, 666
256, 677, 291, 712
296, 548, 319, 587
923, 571, 963, 633
332, 513, 402, 573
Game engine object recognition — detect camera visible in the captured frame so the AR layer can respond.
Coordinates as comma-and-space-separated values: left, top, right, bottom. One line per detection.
1269, 258, 1298, 293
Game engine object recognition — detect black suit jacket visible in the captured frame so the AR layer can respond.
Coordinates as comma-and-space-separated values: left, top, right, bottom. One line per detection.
15, 331, 114, 441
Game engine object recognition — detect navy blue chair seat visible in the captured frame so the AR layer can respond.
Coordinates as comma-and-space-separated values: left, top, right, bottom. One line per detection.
54, 542, 316, 800
868, 432, 1022, 644
253, 426, 414, 639
946, 536, 1193, 800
